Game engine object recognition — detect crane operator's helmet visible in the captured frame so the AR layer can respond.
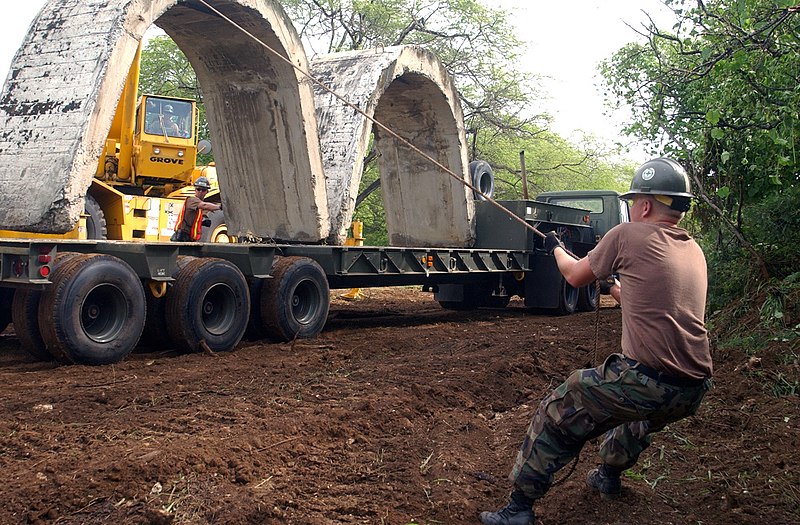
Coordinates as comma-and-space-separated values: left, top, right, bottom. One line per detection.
621, 157, 694, 212
194, 176, 212, 191
163, 104, 174, 114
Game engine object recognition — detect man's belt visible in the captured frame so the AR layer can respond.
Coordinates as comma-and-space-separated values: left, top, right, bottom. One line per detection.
624, 357, 706, 388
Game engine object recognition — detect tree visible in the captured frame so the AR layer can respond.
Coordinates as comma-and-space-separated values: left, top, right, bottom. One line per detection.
282, 0, 548, 164
600, 0, 800, 286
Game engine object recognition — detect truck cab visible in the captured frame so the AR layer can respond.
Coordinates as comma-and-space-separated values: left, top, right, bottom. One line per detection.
535, 190, 629, 241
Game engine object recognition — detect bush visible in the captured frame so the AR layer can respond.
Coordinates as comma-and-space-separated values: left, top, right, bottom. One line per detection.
701, 186, 800, 313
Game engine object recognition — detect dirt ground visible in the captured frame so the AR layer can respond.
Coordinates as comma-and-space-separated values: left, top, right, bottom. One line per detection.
0, 286, 797, 525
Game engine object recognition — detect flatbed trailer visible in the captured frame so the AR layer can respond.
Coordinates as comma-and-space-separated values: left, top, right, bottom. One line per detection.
0, 198, 599, 366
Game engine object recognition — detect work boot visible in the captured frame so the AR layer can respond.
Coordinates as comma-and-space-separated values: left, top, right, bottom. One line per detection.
478, 489, 535, 525
586, 464, 622, 500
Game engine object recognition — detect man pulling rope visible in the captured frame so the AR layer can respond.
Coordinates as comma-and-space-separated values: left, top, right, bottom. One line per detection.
479, 158, 713, 525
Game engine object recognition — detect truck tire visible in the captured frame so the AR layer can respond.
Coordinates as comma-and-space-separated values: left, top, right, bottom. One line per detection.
576, 282, 600, 312
38, 254, 146, 365
14, 252, 82, 362
0, 287, 13, 335
469, 160, 494, 201
12, 289, 51, 361
259, 256, 330, 342
166, 257, 249, 353
140, 256, 196, 350
200, 210, 230, 243
555, 278, 579, 316
84, 194, 108, 240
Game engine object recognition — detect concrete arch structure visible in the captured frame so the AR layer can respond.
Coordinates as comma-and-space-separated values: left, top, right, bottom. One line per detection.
311, 46, 474, 247
0, 0, 329, 242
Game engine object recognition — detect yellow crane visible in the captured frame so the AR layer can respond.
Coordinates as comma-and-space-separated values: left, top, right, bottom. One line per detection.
0, 44, 227, 242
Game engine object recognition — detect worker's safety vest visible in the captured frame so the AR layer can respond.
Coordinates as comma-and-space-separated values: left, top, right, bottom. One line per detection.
175, 200, 203, 241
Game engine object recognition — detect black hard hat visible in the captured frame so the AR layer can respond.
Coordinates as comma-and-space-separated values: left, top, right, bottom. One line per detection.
621, 158, 694, 211
194, 176, 211, 190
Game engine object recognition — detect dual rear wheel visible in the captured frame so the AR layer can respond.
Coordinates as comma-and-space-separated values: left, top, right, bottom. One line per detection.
10, 252, 331, 364
12, 253, 146, 365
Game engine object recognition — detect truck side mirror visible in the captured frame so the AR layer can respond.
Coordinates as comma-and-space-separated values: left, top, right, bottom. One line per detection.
197, 139, 213, 155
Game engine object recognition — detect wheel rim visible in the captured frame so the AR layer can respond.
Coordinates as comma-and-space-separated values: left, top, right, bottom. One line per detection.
202, 283, 237, 336
81, 283, 128, 343
291, 279, 321, 326
211, 226, 230, 243
587, 284, 599, 303
564, 283, 578, 308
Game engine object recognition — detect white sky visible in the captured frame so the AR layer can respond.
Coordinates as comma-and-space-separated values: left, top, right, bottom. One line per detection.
0, 1, 674, 162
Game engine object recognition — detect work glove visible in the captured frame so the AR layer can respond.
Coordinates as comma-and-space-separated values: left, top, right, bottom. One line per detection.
544, 231, 564, 255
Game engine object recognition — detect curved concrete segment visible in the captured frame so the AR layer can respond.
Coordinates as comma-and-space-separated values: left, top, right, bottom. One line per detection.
0, 0, 329, 242
311, 46, 474, 247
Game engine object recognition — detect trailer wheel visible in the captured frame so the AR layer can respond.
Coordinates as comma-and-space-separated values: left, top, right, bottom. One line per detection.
469, 160, 494, 201
200, 210, 230, 243
259, 256, 330, 342
141, 256, 196, 350
14, 252, 82, 362
84, 194, 108, 240
576, 283, 600, 312
38, 254, 146, 365
12, 289, 51, 361
554, 278, 579, 316
0, 287, 13, 335
166, 257, 249, 352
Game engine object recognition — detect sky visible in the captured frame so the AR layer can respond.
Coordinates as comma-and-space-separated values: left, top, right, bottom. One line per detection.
0, 1, 674, 162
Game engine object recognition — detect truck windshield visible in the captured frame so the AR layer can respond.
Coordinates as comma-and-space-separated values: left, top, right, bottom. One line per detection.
143, 98, 192, 139
549, 198, 603, 213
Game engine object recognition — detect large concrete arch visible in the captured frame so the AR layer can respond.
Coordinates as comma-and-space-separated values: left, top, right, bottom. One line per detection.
0, 0, 329, 242
311, 46, 474, 247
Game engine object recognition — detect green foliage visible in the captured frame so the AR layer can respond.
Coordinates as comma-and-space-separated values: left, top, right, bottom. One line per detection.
283, 0, 545, 164
601, 0, 800, 296
739, 186, 800, 278
700, 186, 800, 310
472, 125, 632, 199
139, 36, 199, 100
352, 162, 388, 246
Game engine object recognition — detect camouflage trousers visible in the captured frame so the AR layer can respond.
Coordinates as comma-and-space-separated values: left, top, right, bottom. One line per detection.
509, 353, 710, 500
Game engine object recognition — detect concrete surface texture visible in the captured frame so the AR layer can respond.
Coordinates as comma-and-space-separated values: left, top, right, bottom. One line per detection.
312, 46, 474, 247
158, 0, 329, 242
0, 3, 474, 246
0, 0, 329, 242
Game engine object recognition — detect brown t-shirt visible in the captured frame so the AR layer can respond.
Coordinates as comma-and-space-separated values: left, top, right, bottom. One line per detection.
588, 222, 712, 379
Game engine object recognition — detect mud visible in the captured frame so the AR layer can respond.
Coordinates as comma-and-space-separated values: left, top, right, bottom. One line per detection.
0, 287, 797, 524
